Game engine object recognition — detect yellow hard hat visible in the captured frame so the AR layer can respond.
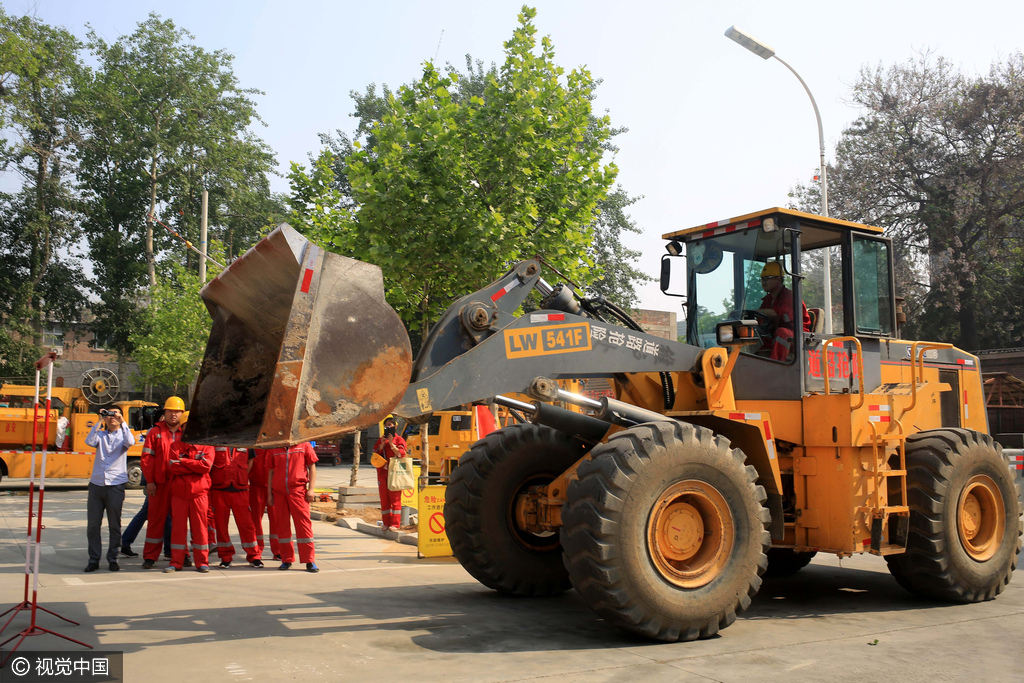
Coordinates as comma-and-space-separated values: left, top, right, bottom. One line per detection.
761, 262, 783, 278
163, 396, 185, 411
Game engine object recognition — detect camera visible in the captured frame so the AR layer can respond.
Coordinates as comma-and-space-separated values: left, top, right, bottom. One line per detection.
99, 409, 116, 418
383, 425, 396, 438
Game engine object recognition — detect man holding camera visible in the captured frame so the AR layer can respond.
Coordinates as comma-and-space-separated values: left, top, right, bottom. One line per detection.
84, 407, 136, 572
372, 417, 407, 531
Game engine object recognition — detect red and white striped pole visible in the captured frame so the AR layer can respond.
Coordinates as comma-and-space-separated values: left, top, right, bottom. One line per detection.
0, 365, 43, 635
0, 351, 89, 664
29, 359, 55, 628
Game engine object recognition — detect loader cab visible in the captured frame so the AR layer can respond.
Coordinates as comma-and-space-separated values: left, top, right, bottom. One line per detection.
661, 208, 897, 400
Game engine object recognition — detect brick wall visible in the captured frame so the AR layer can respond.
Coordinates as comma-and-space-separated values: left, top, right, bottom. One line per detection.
631, 309, 678, 341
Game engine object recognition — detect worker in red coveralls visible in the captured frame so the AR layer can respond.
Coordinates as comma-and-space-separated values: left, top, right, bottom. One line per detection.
757, 261, 811, 362
163, 441, 214, 573
373, 417, 406, 531
140, 397, 187, 570
210, 447, 261, 568
267, 443, 319, 572
247, 448, 280, 561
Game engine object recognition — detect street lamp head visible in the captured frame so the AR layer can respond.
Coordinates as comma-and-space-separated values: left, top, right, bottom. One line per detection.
724, 26, 775, 60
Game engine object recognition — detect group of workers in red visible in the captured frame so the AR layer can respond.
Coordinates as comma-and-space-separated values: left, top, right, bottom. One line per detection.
138, 397, 320, 574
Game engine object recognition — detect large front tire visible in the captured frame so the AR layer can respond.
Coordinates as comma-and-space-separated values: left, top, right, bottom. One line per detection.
445, 424, 587, 597
886, 429, 1022, 602
561, 422, 770, 641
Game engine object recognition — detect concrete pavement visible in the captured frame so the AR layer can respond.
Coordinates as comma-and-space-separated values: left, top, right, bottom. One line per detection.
0, 489, 1021, 682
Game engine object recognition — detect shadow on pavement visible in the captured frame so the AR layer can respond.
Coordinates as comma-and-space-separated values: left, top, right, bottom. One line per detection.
745, 562, 944, 620
5, 561, 964, 656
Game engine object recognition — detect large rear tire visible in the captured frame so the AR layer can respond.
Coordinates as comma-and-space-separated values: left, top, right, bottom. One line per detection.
445, 424, 587, 597
886, 429, 1022, 602
560, 421, 770, 641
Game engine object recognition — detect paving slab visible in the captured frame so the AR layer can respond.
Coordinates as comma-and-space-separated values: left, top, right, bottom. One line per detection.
0, 490, 1021, 682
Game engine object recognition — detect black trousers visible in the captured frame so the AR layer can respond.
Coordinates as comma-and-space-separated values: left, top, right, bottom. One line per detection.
87, 483, 126, 563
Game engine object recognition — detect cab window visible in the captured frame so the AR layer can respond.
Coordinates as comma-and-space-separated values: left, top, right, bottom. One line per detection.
449, 414, 473, 431
685, 227, 800, 363
427, 415, 441, 436
852, 236, 893, 335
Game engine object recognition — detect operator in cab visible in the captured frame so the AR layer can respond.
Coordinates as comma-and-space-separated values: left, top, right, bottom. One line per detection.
757, 261, 810, 362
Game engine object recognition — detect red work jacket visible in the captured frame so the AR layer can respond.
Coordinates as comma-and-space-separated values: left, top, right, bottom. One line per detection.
760, 286, 811, 333
167, 442, 213, 498
373, 435, 407, 465
211, 447, 250, 491
249, 449, 271, 490
268, 443, 318, 493
141, 421, 184, 485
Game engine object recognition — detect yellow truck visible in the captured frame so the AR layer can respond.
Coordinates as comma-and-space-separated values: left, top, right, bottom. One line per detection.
406, 382, 591, 477
0, 381, 158, 486
403, 409, 478, 477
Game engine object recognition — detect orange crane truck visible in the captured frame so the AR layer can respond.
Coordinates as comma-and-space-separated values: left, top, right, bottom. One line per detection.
0, 369, 159, 486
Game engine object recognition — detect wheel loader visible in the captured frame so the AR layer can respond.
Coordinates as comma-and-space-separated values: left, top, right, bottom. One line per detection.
183, 207, 1023, 642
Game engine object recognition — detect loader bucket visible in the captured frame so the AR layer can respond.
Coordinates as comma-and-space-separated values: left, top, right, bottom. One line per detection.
183, 224, 412, 448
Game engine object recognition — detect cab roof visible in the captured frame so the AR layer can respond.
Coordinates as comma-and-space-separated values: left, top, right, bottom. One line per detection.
662, 207, 884, 241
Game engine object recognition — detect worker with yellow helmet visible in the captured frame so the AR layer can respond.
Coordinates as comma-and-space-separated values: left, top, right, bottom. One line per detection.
139, 396, 189, 569
757, 261, 810, 362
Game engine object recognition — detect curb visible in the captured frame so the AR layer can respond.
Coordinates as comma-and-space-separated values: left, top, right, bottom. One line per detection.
338, 517, 418, 545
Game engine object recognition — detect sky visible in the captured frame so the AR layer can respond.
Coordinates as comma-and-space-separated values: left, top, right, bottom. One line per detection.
7, 0, 1024, 313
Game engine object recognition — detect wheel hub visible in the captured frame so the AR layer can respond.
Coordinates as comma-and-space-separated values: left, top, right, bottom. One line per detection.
659, 503, 704, 561
647, 480, 734, 589
957, 475, 1005, 562
509, 480, 559, 553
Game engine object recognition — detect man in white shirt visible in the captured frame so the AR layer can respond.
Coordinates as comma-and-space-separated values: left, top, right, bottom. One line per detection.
84, 406, 136, 572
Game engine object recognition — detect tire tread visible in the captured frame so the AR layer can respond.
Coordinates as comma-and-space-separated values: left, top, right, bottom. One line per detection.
561, 421, 770, 642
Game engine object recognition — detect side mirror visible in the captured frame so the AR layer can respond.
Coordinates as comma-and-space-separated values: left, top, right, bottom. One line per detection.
660, 254, 686, 297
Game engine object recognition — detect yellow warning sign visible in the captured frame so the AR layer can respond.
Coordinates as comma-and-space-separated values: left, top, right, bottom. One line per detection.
417, 484, 452, 558
416, 387, 432, 412
400, 465, 421, 510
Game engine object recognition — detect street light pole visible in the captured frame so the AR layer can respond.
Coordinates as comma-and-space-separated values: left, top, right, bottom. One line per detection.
725, 26, 832, 333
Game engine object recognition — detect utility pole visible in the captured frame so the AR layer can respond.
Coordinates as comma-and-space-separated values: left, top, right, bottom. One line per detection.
199, 190, 209, 283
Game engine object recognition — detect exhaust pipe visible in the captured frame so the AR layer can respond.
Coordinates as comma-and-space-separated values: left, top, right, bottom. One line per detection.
184, 224, 412, 448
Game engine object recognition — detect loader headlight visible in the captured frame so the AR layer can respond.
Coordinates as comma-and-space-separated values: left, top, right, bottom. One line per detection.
716, 320, 759, 346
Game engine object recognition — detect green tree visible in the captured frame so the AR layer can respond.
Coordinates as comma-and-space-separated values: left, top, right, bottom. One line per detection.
318, 53, 648, 310
290, 6, 618, 337
85, 13, 276, 286
587, 187, 650, 308
128, 248, 223, 394
0, 9, 88, 351
792, 53, 1024, 349
78, 13, 278, 373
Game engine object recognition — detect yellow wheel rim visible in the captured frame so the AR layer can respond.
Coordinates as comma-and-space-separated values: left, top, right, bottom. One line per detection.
957, 474, 1005, 562
647, 480, 734, 588
93, 379, 107, 393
